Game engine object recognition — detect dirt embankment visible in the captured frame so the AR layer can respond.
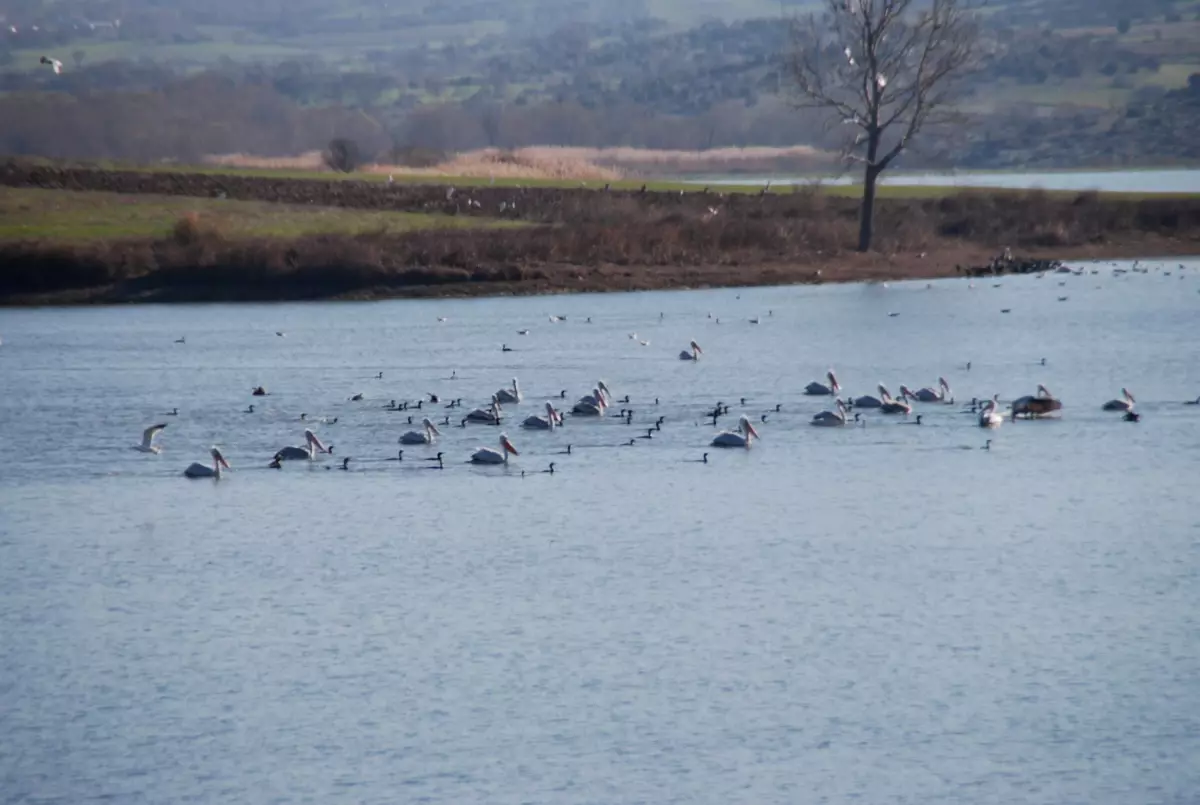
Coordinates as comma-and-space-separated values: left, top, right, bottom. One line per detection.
2, 162, 1199, 305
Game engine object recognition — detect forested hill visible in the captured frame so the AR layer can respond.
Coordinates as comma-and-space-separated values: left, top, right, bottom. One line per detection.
1, 0, 1198, 168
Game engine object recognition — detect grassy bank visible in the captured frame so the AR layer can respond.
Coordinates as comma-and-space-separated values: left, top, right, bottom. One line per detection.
0, 187, 523, 243
9, 157, 1199, 200
1, 162, 1198, 305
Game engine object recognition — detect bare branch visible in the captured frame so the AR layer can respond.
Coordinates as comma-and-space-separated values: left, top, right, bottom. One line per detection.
786, 0, 984, 250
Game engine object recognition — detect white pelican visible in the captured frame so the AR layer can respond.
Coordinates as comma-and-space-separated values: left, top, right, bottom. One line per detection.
679, 340, 702, 361
465, 400, 502, 424
811, 399, 849, 427
880, 389, 912, 415
523, 402, 560, 430
805, 370, 840, 396
471, 433, 519, 464
133, 423, 167, 454
909, 377, 951, 402
852, 384, 890, 408
400, 417, 440, 444
711, 415, 760, 448
979, 397, 1004, 428
572, 388, 607, 416
495, 377, 522, 404
275, 429, 329, 460
184, 447, 229, 478
1102, 388, 1135, 412
1012, 384, 1063, 418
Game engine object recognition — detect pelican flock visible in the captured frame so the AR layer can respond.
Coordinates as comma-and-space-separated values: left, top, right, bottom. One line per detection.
99, 262, 1200, 484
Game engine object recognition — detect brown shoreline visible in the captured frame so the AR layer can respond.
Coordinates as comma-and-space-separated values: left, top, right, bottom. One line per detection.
4, 239, 1196, 307
2, 162, 1198, 306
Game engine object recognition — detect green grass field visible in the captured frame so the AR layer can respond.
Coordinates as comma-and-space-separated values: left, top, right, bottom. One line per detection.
0, 187, 523, 243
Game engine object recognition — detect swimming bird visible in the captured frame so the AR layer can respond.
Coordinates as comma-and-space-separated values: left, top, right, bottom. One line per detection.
1101, 388, 1136, 412
252, 386, 267, 396
982, 440, 992, 451
880, 389, 913, 415
399, 417, 440, 445
572, 387, 608, 416
852, 385, 888, 409
501, 344, 513, 352
805, 370, 840, 396
908, 377, 951, 403
471, 433, 519, 464
245, 405, 255, 414
679, 340, 702, 361
465, 400, 502, 424
133, 423, 167, 454
542, 463, 556, 474
164, 408, 178, 417
811, 399, 849, 427
174, 336, 186, 344
1185, 396, 1200, 405
978, 398, 1003, 428
275, 429, 329, 461
1124, 410, 1141, 422
711, 415, 760, 448
1011, 384, 1062, 418
523, 401, 560, 430
900, 414, 924, 425
184, 447, 229, 479
495, 377, 522, 404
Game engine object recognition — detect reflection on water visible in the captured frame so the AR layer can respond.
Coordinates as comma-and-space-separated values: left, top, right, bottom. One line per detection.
2, 258, 1199, 804
697, 168, 1200, 194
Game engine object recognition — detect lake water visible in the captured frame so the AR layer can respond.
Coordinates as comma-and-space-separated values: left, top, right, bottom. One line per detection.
700, 168, 1200, 194
3, 259, 1200, 804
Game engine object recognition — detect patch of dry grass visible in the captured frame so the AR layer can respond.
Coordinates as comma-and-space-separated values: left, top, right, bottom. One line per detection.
203, 144, 838, 181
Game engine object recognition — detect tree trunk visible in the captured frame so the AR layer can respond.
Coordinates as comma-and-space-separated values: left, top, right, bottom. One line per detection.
857, 131, 882, 252
857, 163, 880, 252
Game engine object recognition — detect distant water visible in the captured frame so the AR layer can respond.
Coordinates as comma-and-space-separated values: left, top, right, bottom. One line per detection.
3, 258, 1200, 804
697, 168, 1200, 194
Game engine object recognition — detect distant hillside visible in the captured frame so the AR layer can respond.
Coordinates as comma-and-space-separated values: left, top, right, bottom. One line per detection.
1, 0, 1198, 169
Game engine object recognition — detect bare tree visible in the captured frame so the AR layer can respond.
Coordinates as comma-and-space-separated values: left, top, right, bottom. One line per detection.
789, 0, 982, 251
